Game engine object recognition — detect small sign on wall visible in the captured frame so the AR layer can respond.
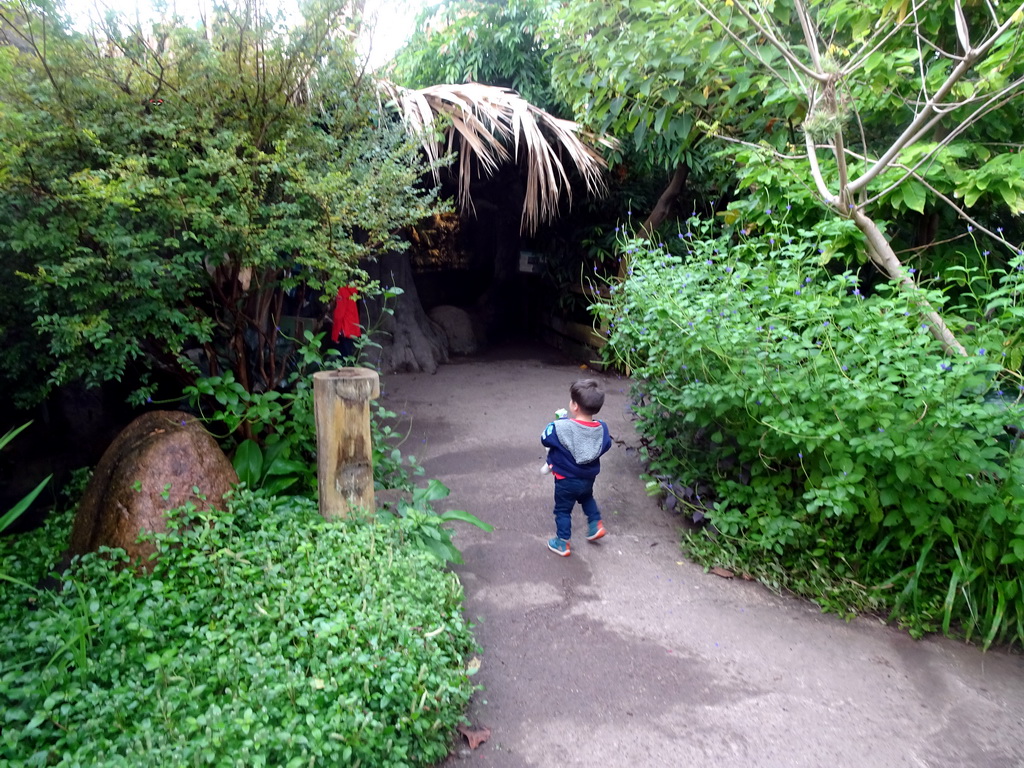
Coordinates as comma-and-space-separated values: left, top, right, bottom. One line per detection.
519, 250, 541, 274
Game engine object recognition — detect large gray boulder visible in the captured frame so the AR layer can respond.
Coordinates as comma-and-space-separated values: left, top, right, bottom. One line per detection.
68, 411, 238, 570
428, 305, 481, 355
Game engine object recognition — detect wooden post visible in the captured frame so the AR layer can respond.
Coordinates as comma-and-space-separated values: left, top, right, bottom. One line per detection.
313, 368, 381, 519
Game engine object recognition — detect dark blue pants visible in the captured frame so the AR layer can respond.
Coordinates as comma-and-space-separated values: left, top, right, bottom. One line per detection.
553, 476, 600, 540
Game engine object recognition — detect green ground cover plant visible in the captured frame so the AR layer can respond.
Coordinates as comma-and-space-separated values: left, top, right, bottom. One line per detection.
0, 491, 478, 767
596, 217, 1024, 648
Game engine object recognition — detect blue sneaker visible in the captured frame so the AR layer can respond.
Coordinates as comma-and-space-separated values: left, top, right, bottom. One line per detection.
547, 537, 571, 557
586, 520, 607, 541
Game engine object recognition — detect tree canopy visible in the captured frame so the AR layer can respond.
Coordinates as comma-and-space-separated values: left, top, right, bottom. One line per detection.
0, 0, 441, 407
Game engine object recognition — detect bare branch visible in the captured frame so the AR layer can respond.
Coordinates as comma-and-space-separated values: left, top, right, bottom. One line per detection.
803, 129, 835, 203
693, 0, 815, 86
849, 3, 1024, 194
844, 0, 931, 74
856, 77, 1024, 207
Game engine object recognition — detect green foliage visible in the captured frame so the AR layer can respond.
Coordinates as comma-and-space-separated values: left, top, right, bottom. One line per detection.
0, 422, 52, 589
380, 479, 494, 566
0, 423, 51, 539
546, 0, 784, 174
185, 328, 425, 495
0, 1, 444, 408
597, 217, 1024, 647
391, 0, 563, 112
0, 492, 478, 766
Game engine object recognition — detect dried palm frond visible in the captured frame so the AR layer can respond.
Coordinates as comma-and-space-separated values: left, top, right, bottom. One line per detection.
379, 80, 617, 233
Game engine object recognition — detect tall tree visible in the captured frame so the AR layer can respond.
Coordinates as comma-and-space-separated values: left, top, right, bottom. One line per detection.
551, 0, 1024, 353
700, 0, 1024, 355
389, 0, 562, 111
0, 0, 440, 411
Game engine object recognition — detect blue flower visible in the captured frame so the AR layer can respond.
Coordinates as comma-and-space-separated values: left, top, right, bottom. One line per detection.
978, 348, 986, 355
795, 290, 802, 295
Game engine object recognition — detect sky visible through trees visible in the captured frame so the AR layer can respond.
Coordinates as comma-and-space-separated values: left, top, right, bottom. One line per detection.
60, 0, 421, 67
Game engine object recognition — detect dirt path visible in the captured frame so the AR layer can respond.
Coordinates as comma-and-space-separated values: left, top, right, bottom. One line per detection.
383, 344, 1024, 768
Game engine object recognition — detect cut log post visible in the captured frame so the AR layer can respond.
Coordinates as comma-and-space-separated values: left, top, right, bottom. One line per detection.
313, 368, 381, 519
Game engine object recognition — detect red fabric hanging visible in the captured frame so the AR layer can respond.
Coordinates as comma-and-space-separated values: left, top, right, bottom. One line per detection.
332, 286, 361, 342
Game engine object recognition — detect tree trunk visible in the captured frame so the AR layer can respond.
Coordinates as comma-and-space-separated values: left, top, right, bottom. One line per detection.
850, 208, 967, 357
360, 251, 450, 374
619, 162, 691, 278
642, 162, 690, 235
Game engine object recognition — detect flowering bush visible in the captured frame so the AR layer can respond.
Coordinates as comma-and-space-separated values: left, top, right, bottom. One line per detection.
597, 218, 1024, 647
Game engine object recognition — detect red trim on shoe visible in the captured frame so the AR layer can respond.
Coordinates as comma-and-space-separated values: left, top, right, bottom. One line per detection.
586, 521, 607, 541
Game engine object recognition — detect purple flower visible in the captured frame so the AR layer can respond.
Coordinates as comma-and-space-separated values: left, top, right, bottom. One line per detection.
940, 362, 952, 371
977, 348, 986, 355
786, 204, 792, 211
795, 290, 802, 295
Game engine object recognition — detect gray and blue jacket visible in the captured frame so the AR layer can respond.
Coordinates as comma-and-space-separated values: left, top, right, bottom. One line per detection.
541, 418, 612, 480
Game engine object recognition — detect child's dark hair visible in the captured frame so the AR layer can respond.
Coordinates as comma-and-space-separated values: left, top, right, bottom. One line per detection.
571, 378, 605, 416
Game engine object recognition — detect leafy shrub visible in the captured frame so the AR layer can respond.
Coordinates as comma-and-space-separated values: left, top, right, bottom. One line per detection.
0, 491, 477, 767
185, 329, 425, 497
596, 219, 1024, 647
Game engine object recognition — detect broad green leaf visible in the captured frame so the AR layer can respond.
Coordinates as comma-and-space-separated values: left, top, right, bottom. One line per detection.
232, 440, 263, 488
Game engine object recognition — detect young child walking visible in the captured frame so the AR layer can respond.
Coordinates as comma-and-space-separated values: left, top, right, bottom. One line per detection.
541, 378, 613, 557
